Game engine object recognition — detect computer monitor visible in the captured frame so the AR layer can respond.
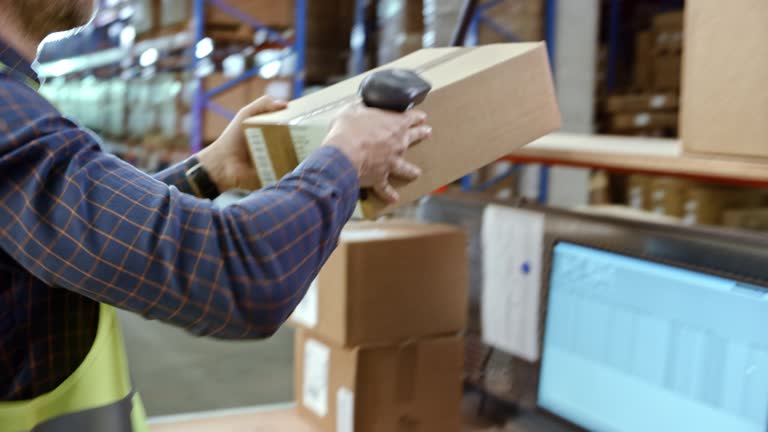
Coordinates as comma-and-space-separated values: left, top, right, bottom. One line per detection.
539, 242, 768, 432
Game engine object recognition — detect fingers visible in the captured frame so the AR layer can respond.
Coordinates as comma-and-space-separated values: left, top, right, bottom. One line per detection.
405, 109, 427, 127
390, 158, 422, 181
239, 96, 288, 118
373, 180, 400, 204
406, 125, 432, 148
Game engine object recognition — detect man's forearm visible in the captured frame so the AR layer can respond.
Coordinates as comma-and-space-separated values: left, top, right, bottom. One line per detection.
0, 115, 359, 338
153, 159, 200, 197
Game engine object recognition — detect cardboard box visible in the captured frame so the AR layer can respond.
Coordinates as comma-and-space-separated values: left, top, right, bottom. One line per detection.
723, 208, 768, 231
604, 92, 678, 113
653, 55, 681, 90
650, 177, 691, 217
681, 0, 768, 159
627, 174, 652, 210
295, 330, 464, 432
683, 186, 764, 226
632, 31, 654, 90
652, 11, 684, 30
610, 112, 678, 131
242, 43, 560, 219
289, 221, 467, 347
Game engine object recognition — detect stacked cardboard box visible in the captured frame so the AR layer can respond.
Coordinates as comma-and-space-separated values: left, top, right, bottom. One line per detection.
601, 10, 683, 136
477, 0, 545, 44
723, 209, 768, 231
651, 11, 683, 90
627, 175, 767, 226
290, 221, 467, 431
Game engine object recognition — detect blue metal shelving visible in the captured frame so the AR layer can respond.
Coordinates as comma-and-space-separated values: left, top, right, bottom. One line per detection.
190, 0, 307, 152
458, 0, 557, 204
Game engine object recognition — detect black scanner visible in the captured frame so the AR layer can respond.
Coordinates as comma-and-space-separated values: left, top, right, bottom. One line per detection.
357, 69, 432, 202
359, 69, 432, 112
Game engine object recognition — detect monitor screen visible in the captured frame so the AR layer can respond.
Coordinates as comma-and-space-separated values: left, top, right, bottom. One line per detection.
538, 242, 768, 432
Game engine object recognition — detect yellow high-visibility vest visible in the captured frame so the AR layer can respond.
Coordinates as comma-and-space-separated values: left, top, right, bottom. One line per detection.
0, 304, 149, 432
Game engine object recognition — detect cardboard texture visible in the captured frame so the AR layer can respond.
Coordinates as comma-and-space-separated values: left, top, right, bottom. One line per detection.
294, 330, 464, 432
289, 221, 468, 347
682, 0, 768, 158
242, 43, 560, 219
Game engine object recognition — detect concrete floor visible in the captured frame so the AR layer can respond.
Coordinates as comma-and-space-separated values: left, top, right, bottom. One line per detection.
118, 310, 295, 417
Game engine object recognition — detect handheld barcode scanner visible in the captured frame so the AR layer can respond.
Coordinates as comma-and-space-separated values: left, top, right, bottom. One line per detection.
357, 69, 432, 200
359, 69, 432, 112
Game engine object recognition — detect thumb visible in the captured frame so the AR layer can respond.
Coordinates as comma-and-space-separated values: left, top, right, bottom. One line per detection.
238, 96, 288, 118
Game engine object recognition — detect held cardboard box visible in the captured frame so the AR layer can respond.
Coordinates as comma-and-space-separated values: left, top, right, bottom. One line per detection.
242, 43, 560, 219
289, 221, 467, 347
295, 330, 464, 432
682, 0, 768, 158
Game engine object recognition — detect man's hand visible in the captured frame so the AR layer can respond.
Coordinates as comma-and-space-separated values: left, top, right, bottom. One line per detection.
323, 103, 432, 203
197, 96, 288, 192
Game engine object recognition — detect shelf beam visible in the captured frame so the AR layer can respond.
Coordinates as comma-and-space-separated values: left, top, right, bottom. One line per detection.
506, 133, 768, 187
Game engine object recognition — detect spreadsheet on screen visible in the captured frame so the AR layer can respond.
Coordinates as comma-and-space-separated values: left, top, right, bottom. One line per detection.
538, 242, 768, 432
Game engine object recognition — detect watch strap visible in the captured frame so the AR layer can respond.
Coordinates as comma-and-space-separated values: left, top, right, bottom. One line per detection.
184, 157, 220, 200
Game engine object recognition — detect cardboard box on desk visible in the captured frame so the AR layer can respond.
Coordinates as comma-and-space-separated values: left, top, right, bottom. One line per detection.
241, 43, 560, 219
294, 329, 464, 432
289, 221, 467, 347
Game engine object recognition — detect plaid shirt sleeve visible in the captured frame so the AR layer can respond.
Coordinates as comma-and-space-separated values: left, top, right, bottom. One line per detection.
153, 162, 196, 195
0, 79, 359, 339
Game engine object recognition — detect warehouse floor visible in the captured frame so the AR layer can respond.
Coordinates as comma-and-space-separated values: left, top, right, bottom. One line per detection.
118, 311, 295, 416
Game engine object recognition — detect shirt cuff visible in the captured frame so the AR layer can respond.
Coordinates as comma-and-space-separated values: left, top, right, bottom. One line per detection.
294, 146, 360, 218
153, 159, 197, 196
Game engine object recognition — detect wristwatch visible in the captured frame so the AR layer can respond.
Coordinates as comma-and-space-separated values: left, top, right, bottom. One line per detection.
184, 156, 220, 200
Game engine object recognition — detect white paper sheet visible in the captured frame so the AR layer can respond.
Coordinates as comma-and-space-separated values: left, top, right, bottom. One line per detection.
481, 205, 545, 362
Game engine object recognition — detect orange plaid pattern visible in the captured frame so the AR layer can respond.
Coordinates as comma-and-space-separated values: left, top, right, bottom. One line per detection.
0, 41, 358, 400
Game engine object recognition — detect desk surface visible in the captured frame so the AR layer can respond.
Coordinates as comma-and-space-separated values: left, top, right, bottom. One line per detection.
149, 404, 510, 432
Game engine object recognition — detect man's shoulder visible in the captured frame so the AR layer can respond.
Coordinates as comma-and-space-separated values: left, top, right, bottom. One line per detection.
0, 75, 61, 116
